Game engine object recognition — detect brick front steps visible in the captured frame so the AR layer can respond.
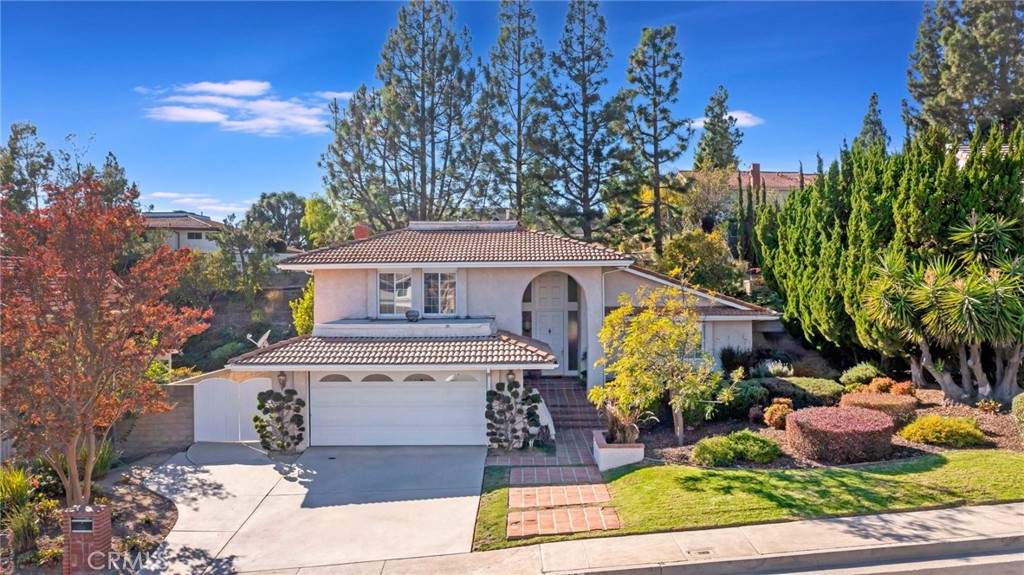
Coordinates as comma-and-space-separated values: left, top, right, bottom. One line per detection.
508, 484, 611, 508
507, 507, 620, 538
510, 465, 603, 486
486, 428, 595, 467
530, 377, 605, 429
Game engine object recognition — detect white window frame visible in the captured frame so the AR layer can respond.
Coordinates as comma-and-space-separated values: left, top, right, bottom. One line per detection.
422, 269, 457, 317
378, 269, 413, 317
186, 232, 203, 240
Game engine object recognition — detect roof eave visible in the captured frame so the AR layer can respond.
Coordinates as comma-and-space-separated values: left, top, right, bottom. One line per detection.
277, 259, 632, 271
226, 361, 558, 371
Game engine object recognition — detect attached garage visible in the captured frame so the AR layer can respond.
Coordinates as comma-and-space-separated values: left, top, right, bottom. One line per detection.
223, 331, 558, 447
309, 372, 486, 446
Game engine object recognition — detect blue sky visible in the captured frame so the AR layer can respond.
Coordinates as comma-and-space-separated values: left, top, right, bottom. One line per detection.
2, 1, 924, 219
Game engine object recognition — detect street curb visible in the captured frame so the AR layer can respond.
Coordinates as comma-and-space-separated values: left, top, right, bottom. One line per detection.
548, 533, 1024, 575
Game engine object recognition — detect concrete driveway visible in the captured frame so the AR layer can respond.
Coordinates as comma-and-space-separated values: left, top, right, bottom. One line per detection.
144, 443, 486, 574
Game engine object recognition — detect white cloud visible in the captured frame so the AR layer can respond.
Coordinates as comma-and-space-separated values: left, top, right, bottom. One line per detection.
690, 110, 765, 129
179, 80, 271, 97
138, 80, 345, 136
314, 90, 354, 100
141, 191, 254, 215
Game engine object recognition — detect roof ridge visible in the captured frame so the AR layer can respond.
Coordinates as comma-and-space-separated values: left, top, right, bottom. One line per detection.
626, 264, 777, 314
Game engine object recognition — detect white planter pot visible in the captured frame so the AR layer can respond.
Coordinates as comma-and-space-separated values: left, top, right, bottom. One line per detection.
592, 430, 644, 472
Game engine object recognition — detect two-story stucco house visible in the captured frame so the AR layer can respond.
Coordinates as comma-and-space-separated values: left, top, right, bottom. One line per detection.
207, 220, 778, 447
142, 211, 224, 253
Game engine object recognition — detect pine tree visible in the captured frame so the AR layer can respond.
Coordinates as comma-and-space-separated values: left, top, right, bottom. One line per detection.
483, 0, 546, 220
0, 122, 54, 213
906, 1, 1024, 139
853, 92, 890, 149
620, 25, 690, 255
692, 85, 743, 170
534, 0, 624, 241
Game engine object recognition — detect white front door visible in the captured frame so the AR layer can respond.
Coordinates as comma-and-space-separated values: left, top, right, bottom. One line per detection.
533, 273, 567, 375
309, 378, 487, 446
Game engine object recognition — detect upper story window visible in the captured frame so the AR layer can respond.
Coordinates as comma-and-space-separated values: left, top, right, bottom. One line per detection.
378, 270, 412, 316
187, 232, 203, 240
423, 271, 456, 316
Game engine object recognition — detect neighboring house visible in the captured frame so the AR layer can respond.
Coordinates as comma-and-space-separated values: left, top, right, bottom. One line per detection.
142, 211, 224, 253
192, 220, 779, 448
681, 163, 817, 205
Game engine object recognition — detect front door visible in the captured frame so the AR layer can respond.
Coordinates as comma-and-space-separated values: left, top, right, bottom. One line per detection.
534, 311, 565, 374
533, 273, 567, 375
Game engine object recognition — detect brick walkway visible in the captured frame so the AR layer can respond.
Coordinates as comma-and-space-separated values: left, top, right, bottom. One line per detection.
508, 484, 611, 508
492, 379, 620, 539
507, 507, 620, 538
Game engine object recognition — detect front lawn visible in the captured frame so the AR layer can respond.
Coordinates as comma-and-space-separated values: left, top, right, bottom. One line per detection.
473, 450, 1024, 551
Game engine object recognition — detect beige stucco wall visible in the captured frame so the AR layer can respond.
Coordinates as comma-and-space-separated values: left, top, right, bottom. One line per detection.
704, 321, 753, 368
313, 269, 370, 323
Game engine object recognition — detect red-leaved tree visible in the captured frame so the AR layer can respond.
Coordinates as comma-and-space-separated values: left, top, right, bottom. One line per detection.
1, 178, 210, 506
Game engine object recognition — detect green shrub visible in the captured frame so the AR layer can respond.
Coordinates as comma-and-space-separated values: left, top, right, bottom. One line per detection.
1013, 394, 1024, 439
764, 398, 793, 429
8, 504, 39, 554
723, 380, 769, 418
899, 415, 987, 447
691, 430, 783, 467
840, 362, 882, 390
762, 377, 844, 407
691, 436, 735, 466
786, 406, 895, 463
791, 355, 840, 380
0, 466, 33, 524
34, 498, 62, 527
839, 392, 919, 426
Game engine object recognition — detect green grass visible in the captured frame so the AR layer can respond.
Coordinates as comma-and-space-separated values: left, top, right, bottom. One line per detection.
473, 450, 1024, 551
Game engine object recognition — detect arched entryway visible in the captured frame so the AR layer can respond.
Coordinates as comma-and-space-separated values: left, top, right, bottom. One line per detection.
521, 272, 584, 376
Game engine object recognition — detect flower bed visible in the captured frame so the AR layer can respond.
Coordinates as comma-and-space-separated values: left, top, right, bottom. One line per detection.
839, 392, 918, 425
592, 430, 644, 472
786, 406, 894, 463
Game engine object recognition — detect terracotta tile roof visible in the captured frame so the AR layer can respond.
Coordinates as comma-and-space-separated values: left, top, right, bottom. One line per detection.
142, 213, 225, 231
679, 170, 816, 191
625, 265, 779, 316
227, 331, 557, 367
279, 225, 632, 267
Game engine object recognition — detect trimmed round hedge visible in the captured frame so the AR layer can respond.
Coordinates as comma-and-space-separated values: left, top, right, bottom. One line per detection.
786, 406, 894, 463
839, 392, 918, 425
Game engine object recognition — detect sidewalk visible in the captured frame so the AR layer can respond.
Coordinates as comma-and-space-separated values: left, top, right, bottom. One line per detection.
230, 502, 1024, 575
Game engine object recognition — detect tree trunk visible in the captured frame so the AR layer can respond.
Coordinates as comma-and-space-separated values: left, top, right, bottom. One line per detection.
994, 343, 1023, 402
909, 355, 924, 388
920, 339, 966, 401
969, 344, 991, 399
957, 346, 972, 393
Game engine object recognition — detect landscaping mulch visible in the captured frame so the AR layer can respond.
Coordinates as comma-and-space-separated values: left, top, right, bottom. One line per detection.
0, 459, 177, 574
914, 389, 1023, 452
640, 387, 1022, 469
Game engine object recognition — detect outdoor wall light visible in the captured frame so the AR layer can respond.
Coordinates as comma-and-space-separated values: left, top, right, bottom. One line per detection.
506, 371, 516, 384
277, 371, 287, 388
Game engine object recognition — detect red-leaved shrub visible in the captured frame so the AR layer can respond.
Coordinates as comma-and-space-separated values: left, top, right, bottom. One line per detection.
889, 381, 915, 396
839, 392, 918, 425
867, 377, 897, 393
786, 407, 894, 463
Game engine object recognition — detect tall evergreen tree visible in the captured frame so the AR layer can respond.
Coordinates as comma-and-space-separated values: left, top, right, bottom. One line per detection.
483, 0, 546, 221
692, 85, 743, 170
246, 191, 307, 250
0, 122, 54, 214
534, 0, 624, 241
620, 25, 690, 255
853, 92, 890, 149
906, 1, 1024, 139
322, 0, 487, 230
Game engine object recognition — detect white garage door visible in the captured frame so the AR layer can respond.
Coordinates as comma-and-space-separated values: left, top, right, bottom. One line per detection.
310, 378, 487, 446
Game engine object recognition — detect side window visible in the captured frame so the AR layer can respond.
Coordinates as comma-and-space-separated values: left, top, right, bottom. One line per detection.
378, 271, 412, 316
187, 232, 203, 240
423, 271, 456, 316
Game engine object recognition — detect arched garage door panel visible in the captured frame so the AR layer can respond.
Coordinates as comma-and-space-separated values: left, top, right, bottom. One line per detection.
310, 379, 486, 446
